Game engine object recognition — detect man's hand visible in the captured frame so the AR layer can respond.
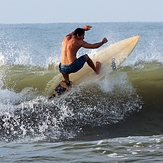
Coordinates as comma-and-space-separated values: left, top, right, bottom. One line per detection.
83, 25, 92, 31
102, 37, 108, 44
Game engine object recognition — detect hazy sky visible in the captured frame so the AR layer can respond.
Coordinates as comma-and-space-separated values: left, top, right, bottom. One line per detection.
0, 0, 163, 24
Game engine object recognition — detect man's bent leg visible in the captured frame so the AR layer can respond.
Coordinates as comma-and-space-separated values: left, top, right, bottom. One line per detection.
85, 54, 101, 74
62, 74, 69, 82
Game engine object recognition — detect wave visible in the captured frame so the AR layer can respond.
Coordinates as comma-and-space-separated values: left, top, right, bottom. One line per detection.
123, 61, 163, 98
1, 61, 163, 96
0, 60, 163, 142
1, 23, 163, 143
0, 63, 60, 95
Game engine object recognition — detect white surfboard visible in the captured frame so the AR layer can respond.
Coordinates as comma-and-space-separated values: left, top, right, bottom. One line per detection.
46, 36, 140, 98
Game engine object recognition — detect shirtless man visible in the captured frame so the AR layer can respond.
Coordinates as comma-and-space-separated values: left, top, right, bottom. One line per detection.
59, 25, 108, 88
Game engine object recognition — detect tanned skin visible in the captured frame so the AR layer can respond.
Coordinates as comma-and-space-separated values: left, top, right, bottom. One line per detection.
60, 25, 108, 88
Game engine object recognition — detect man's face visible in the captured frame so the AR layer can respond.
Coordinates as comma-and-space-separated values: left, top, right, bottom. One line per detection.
77, 32, 85, 40
80, 33, 85, 40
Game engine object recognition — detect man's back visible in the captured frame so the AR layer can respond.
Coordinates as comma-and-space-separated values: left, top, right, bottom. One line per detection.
61, 35, 82, 65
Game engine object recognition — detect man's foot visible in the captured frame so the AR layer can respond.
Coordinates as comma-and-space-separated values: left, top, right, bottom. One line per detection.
95, 61, 101, 74
60, 81, 72, 89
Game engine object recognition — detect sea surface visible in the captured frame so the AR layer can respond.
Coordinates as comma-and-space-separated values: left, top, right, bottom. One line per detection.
0, 22, 163, 162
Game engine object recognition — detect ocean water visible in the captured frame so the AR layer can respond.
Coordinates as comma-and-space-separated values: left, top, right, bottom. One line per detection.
0, 22, 163, 162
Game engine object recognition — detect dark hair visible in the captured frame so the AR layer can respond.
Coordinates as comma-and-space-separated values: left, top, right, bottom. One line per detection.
73, 28, 85, 36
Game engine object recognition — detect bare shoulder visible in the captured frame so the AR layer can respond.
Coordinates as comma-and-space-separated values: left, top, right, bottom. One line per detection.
71, 37, 84, 46
65, 34, 72, 40
79, 39, 87, 46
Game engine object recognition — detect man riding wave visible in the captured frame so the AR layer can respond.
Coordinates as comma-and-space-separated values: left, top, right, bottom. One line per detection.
59, 25, 108, 88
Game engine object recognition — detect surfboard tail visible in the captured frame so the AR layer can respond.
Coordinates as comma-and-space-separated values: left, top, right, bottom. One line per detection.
44, 73, 62, 96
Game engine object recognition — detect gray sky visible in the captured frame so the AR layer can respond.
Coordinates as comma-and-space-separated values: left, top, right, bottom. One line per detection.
0, 0, 163, 24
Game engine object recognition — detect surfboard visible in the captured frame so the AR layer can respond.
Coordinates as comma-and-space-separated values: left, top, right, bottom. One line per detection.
46, 35, 140, 98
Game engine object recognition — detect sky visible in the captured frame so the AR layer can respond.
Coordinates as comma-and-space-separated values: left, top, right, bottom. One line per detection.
0, 0, 163, 24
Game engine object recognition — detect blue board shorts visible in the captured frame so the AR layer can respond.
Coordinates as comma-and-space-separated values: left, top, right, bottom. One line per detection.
59, 55, 87, 74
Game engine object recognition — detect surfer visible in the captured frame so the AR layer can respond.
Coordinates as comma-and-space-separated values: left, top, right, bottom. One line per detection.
59, 25, 108, 88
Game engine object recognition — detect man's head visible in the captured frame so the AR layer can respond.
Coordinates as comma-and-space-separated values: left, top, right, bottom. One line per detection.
73, 28, 85, 37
